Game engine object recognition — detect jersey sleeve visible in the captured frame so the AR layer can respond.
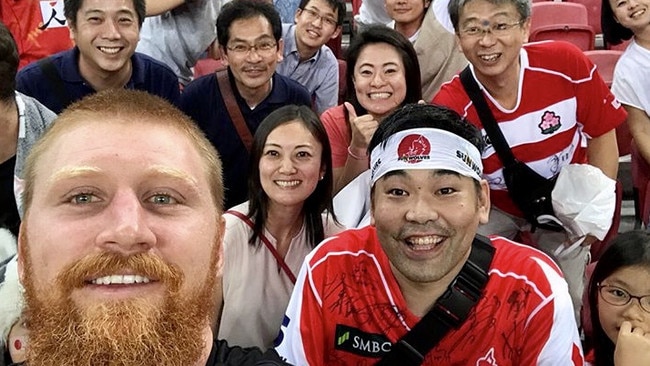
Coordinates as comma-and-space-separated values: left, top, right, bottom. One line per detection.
274, 252, 327, 365
567, 44, 626, 138
519, 257, 585, 366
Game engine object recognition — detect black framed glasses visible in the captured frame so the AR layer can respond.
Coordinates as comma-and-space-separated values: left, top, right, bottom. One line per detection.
300, 8, 338, 28
226, 41, 277, 55
598, 284, 650, 313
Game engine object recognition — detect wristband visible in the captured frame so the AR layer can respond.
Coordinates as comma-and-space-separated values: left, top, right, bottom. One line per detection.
347, 146, 368, 160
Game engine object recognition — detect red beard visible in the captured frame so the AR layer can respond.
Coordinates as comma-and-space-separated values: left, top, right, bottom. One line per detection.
20, 235, 219, 366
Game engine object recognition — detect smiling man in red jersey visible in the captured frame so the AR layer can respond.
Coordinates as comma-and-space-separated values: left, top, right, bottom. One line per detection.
275, 103, 584, 365
432, 0, 626, 326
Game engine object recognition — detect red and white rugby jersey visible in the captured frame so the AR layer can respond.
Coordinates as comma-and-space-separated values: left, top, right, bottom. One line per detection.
433, 41, 626, 216
275, 226, 584, 366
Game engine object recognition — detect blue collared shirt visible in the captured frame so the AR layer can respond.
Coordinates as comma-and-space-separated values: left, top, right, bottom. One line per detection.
276, 24, 339, 114
16, 47, 180, 114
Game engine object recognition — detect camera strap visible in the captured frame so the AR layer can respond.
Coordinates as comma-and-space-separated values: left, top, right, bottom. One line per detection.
376, 235, 495, 366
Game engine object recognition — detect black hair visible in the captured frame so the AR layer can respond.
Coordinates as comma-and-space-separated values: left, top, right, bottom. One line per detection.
601, 0, 634, 46
368, 103, 485, 154
217, 0, 282, 49
588, 230, 650, 366
64, 0, 146, 28
298, 0, 347, 26
0, 21, 19, 103
344, 25, 422, 116
247, 105, 337, 249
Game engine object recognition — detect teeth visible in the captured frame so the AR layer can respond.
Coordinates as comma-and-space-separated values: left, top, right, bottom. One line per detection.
99, 47, 121, 54
91, 275, 151, 285
276, 180, 300, 187
369, 92, 391, 99
480, 54, 499, 62
407, 236, 444, 247
631, 8, 645, 18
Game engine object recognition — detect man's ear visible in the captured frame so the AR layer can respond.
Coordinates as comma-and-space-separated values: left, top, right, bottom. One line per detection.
478, 179, 491, 225
330, 25, 342, 40
277, 39, 285, 63
67, 19, 77, 42
219, 45, 230, 67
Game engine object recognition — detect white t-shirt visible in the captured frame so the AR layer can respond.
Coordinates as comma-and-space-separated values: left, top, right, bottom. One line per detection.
355, 0, 391, 26
612, 38, 650, 115
218, 202, 344, 349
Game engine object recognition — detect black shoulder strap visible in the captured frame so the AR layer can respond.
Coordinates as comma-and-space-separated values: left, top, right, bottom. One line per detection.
376, 235, 495, 366
36, 57, 72, 110
459, 67, 516, 168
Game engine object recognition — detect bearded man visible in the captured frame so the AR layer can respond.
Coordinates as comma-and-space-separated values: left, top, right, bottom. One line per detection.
5, 89, 288, 366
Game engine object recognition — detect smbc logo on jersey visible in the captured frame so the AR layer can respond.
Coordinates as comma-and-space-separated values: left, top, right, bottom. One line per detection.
334, 324, 392, 357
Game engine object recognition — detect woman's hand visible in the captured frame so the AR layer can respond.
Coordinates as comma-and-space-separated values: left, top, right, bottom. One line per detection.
614, 321, 650, 365
345, 102, 378, 152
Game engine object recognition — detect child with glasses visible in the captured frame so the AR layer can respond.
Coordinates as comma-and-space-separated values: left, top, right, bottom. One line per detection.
586, 230, 650, 365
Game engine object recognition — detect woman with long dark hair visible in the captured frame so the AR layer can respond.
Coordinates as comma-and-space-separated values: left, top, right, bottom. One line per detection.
216, 105, 342, 349
321, 25, 422, 192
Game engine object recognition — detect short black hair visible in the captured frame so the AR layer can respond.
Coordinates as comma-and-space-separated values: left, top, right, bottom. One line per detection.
64, 0, 146, 28
601, 0, 633, 46
217, 0, 282, 49
298, 0, 347, 26
344, 25, 422, 116
0, 21, 19, 102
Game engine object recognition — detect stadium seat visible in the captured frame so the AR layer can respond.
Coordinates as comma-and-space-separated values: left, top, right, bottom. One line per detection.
565, 0, 602, 34
192, 58, 227, 79
529, 2, 595, 50
338, 59, 347, 104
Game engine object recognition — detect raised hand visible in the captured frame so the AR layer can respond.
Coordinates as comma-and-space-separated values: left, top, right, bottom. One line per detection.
345, 102, 379, 153
614, 321, 650, 365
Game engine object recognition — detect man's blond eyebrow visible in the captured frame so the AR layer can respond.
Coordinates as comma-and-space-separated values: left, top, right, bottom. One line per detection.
47, 166, 199, 187
48, 166, 103, 184
142, 165, 199, 187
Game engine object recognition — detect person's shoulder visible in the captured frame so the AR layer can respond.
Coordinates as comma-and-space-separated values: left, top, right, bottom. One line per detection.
321, 104, 346, 119
524, 41, 592, 76
432, 74, 467, 106
16, 50, 68, 80
133, 52, 178, 79
489, 236, 563, 277
183, 73, 219, 97
16, 92, 57, 127
207, 339, 290, 366
274, 73, 310, 100
319, 44, 338, 63
309, 226, 377, 262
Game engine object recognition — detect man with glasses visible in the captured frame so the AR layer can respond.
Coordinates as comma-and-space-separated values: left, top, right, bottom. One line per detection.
277, 0, 345, 114
180, 0, 311, 209
432, 0, 626, 325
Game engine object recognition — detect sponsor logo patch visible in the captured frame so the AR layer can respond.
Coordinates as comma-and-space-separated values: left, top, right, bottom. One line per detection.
334, 324, 392, 357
